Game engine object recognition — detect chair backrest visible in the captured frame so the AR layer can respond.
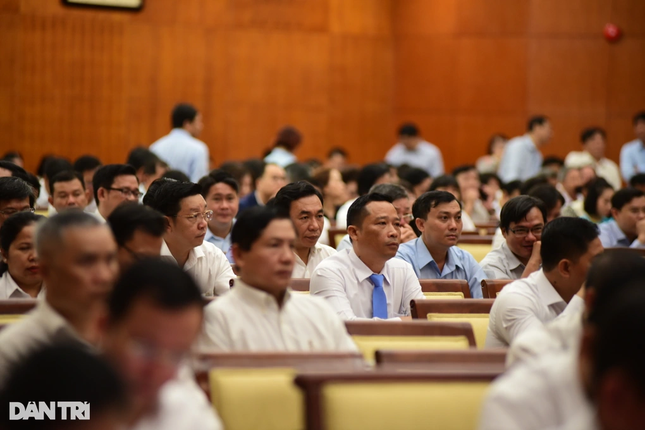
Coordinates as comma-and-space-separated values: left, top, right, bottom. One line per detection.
411, 299, 495, 348
605, 247, 645, 257
481, 279, 513, 298
0, 299, 38, 315
375, 349, 507, 373
327, 228, 347, 249
456, 243, 492, 263
419, 279, 470, 299
345, 320, 476, 361
196, 352, 364, 430
289, 278, 310, 292
458, 235, 494, 245
295, 370, 501, 430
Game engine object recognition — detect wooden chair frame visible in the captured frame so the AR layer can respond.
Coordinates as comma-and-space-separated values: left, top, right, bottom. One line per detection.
327, 228, 347, 249
410, 299, 495, 319
345, 320, 476, 347
0, 299, 37, 315
481, 279, 513, 299
419, 279, 471, 298
375, 349, 507, 366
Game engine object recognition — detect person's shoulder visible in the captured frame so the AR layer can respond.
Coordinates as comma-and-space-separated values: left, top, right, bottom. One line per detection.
396, 238, 417, 254
314, 250, 349, 272
451, 245, 478, 261
200, 241, 231, 264
386, 254, 417, 271
622, 138, 640, 149
419, 141, 441, 152
315, 243, 337, 257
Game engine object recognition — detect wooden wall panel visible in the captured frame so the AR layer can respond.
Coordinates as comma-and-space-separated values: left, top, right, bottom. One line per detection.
0, 15, 20, 147
456, 0, 528, 35
528, 0, 611, 35
229, 0, 328, 31
540, 113, 609, 160
392, 0, 457, 35
329, 0, 391, 35
606, 115, 638, 163
454, 114, 527, 163
612, 0, 645, 36
607, 39, 645, 115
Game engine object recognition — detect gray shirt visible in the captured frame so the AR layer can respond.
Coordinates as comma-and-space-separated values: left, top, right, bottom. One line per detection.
479, 241, 525, 280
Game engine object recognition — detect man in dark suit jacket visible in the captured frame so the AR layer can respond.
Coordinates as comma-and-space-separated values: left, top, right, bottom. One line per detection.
238, 163, 287, 214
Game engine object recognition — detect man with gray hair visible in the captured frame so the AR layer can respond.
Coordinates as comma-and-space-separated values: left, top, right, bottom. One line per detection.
0, 211, 119, 382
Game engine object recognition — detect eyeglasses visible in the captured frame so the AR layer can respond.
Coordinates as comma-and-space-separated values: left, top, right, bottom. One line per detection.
0, 207, 35, 217
179, 210, 214, 223
509, 226, 544, 238
107, 187, 142, 199
401, 214, 414, 222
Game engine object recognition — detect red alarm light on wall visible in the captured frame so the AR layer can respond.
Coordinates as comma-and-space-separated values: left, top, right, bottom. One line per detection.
603, 23, 622, 43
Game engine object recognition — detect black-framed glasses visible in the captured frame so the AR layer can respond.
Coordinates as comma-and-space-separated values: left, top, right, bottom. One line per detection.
509, 226, 544, 238
0, 207, 35, 217
179, 210, 214, 224
107, 187, 142, 199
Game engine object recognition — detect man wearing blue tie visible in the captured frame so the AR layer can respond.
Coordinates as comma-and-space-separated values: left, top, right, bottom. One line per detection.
310, 193, 424, 320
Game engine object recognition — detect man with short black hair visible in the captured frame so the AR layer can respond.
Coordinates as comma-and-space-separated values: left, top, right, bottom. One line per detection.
619, 111, 645, 182
385, 122, 444, 177
486, 217, 602, 348
199, 206, 356, 352
150, 103, 209, 183
237, 162, 287, 214
145, 180, 234, 296
0, 211, 119, 381
598, 187, 645, 248
48, 170, 89, 213
481, 196, 546, 280
565, 127, 621, 190
498, 115, 553, 182
396, 191, 485, 298
107, 203, 165, 271
93, 164, 141, 221
629, 173, 645, 192
271, 181, 336, 277
198, 170, 239, 256
73, 154, 102, 213
310, 194, 424, 320
0, 176, 34, 230
102, 259, 222, 429
126, 147, 167, 201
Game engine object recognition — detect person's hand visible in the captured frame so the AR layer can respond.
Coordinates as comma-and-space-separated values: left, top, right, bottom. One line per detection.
399, 316, 412, 321
521, 241, 542, 278
637, 219, 645, 244
400, 224, 417, 243
462, 188, 480, 204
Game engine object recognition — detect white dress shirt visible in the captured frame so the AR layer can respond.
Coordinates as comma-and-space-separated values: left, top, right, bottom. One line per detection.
565, 150, 622, 190
0, 301, 89, 383
491, 227, 504, 249
132, 365, 223, 430
485, 269, 584, 348
198, 279, 357, 352
150, 128, 210, 183
337, 234, 352, 251
335, 198, 357, 229
309, 248, 424, 320
478, 350, 590, 430
292, 243, 337, 278
263, 147, 297, 168
160, 241, 234, 297
385, 140, 445, 177
0, 271, 45, 300
479, 241, 526, 280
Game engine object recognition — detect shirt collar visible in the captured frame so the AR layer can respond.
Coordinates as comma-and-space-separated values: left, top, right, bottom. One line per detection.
233, 278, 292, 310
160, 240, 204, 269
347, 248, 393, 285
169, 128, 191, 138
293, 244, 321, 267
500, 241, 525, 271
608, 219, 629, 243
415, 237, 463, 274
535, 269, 565, 307
2, 272, 45, 299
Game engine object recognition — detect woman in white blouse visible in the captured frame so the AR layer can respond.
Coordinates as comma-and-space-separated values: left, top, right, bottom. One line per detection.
0, 212, 45, 299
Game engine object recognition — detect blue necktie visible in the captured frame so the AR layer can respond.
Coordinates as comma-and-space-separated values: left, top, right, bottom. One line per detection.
369, 274, 388, 319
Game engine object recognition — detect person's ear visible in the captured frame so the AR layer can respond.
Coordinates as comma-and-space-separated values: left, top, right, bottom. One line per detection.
231, 244, 243, 270
347, 225, 359, 242
501, 228, 508, 239
415, 217, 426, 233
97, 187, 108, 202
84, 189, 92, 204
164, 216, 174, 233
47, 196, 53, 206
610, 207, 619, 219
1, 248, 7, 263
558, 258, 572, 278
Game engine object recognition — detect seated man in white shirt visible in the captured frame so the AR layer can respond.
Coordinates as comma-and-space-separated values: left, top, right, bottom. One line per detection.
396, 191, 486, 298
48, 170, 90, 213
107, 203, 165, 272
198, 170, 239, 259
93, 164, 142, 222
486, 217, 603, 348
0, 211, 119, 382
480, 196, 546, 280
144, 180, 235, 297
199, 206, 356, 352
270, 181, 336, 278
598, 187, 645, 248
310, 193, 424, 320
102, 259, 222, 430
478, 252, 645, 430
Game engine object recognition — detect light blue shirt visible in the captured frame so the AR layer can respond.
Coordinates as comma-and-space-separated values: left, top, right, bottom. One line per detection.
619, 139, 645, 182
205, 223, 234, 257
264, 147, 297, 168
598, 218, 645, 249
385, 141, 444, 177
497, 134, 542, 182
395, 237, 484, 298
150, 128, 209, 183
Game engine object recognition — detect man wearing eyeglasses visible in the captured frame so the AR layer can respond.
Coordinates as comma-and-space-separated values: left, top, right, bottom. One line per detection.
395, 190, 486, 298
93, 164, 142, 222
145, 180, 235, 297
0, 176, 35, 230
480, 196, 546, 280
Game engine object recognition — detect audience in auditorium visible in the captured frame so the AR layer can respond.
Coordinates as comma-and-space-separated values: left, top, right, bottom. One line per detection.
453, 164, 491, 223
107, 203, 165, 271
498, 115, 553, 182
93, 164, 141, 222
619, 111, 645, 183
486, 217, 602, 348
219, 161, 253, 198
629, 172, 645, 192
73, 155, 102, 213
311, 167, 349, 220
48, 171, 89, 213
0, 212, 118, 381
565, 127, 621, 190
126, 147, 168, 201
264, 125, 302, 168
198, 170, 239, 258
476, 134, 507, 174
325, 147, 348, 170
598, 187, 645, 248
555, 166, 583, 208
562, 177, 614, 222
398, 166, 431, 199
0, 212, 45, 299
480, 196, 546, 280
429, 175, 477, 232
150, 103, 208, 183
199, 206, 356, 351
0, 176, 35, 230
237, 162, 287, 214
271, 181, 336, 278
144, 180, 234, 296
385, 123, 444, 177
310, 194, 424, 320
396, 191, 485, 298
